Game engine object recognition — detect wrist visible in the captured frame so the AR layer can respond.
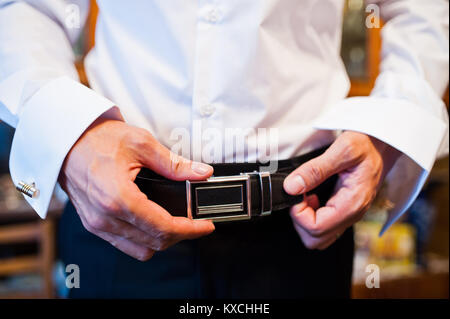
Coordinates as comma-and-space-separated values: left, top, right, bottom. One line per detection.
58, 107, 124, 187
370, 136, 401, 175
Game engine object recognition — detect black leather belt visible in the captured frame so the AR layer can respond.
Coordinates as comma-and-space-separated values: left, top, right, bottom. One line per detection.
135, 146, 330, 222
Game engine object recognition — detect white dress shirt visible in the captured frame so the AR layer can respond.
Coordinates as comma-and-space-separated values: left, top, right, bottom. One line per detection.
0, 0, 448, 234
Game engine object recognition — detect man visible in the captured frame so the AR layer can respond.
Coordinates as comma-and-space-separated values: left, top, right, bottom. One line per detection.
0, 0, 448, 298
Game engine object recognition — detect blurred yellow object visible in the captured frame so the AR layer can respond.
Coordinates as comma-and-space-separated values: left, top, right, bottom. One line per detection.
354, 221, 416, 275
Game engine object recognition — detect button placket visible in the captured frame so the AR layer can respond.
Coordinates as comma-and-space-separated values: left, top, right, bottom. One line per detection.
191, 1, 223, 160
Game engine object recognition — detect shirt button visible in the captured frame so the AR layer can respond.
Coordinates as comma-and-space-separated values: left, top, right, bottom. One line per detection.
200, 104, 216, 117
206, 9, 221, 23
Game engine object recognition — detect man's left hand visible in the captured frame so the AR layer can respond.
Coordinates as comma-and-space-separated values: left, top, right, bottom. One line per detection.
283, 131, 401, 250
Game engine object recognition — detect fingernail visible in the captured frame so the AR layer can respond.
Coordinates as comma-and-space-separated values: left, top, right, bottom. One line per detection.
191, 162, 212, 175
284, 175, 306, 195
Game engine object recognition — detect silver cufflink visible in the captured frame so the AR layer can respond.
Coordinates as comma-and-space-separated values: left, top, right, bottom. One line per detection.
16, 181, 39, 198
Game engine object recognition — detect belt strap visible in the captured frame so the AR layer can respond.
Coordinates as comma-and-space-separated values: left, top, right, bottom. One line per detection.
135, 146, 329, 221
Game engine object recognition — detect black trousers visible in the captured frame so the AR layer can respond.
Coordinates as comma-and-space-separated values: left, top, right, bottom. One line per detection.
59, 176, 354, 298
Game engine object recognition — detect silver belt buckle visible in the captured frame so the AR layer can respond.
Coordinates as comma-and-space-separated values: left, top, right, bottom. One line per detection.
186, 175, 251, 222
244, 171, 272, 216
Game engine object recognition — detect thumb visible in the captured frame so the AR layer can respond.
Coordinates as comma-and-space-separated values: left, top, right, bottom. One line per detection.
283, 145, 351, 195
140, 137, 213, 181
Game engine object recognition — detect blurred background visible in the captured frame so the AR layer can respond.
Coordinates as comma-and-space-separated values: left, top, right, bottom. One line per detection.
0, 0, 448, 298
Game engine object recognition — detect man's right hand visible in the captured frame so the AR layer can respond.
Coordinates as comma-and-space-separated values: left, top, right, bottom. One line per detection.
59, 107, 215, 261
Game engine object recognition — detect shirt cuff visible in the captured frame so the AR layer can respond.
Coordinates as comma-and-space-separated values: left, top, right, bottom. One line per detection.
312, 96, 448, 233
9, 76, 116, 218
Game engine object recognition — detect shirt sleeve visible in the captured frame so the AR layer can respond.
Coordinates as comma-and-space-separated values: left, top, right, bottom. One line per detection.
313, 0, 449, 234
0, 1, 116, 218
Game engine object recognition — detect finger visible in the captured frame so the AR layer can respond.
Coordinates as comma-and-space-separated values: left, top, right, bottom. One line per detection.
304, 193, 320, 210
291, 208, 346, 250
315, 185, 369, 234
77, 212, 155, 261
283, 141, 359, 196
138, 135, 213, 181
121, 182, 215, 243
169, 215, 216, 241
292, 185, 367, 239
89, 214, 169, 250
316, 234, 340, 250
291, 217, 341, 250
315, 223, 351, 250
292, 222, 330, 250
115, 205, 215, 251
99, 231, 155, 261
289, 194, 320, 232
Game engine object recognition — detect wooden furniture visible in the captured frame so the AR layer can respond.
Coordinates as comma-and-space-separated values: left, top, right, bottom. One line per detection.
352, 271, 449, 299
347, 26, 382, 97
0, 220, 55, 298
0, 176, 63, 299
352, 256, 449, 299
75, 0, 98, 86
